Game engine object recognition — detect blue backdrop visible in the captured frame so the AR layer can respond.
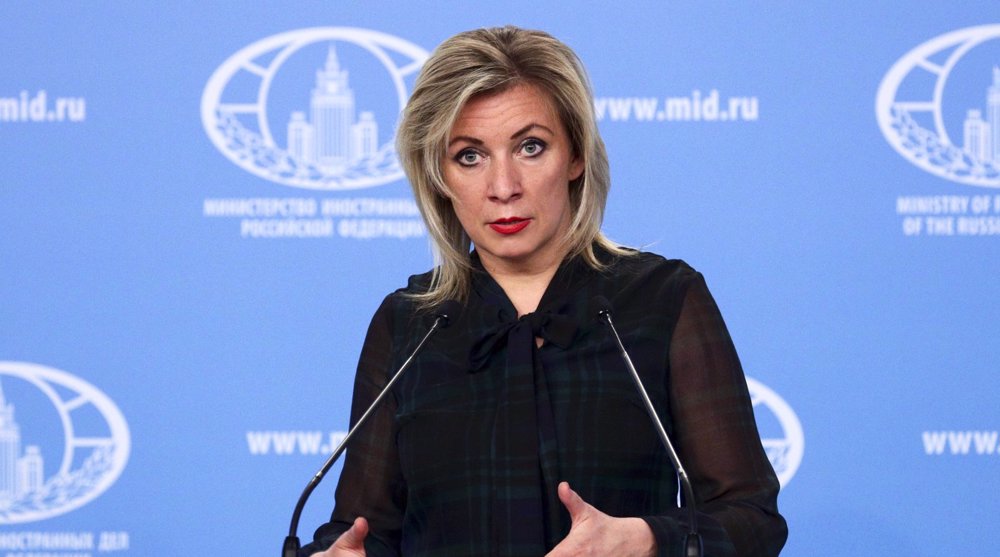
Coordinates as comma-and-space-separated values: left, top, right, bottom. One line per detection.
2, 3, 999, 555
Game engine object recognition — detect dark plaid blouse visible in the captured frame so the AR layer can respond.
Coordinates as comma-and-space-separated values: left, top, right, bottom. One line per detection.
303, 248, 786, 557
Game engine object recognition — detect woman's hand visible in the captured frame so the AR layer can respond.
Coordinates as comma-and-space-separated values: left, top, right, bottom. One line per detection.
544, 482, 657, 557
311, 517, 368, 557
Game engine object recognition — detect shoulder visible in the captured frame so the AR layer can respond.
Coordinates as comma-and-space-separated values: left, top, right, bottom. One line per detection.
373, 267, 437, 324
603, 248, 702, 290
588, 248, 711, 324
402, 268, 436, 296
360, 268, 437, 355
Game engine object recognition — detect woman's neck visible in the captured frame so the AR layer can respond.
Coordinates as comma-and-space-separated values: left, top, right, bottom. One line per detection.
479, 250, 567, 317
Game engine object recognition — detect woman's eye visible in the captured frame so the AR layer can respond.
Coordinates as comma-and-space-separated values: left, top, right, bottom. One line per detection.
521, 139, 546, 157
455, 150, 482, 166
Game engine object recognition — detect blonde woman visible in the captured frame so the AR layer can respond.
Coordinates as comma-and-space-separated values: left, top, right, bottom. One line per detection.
303, 26, 786, 557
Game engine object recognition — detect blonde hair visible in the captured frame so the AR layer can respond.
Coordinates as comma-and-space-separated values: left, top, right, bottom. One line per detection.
397, 26, 629, 308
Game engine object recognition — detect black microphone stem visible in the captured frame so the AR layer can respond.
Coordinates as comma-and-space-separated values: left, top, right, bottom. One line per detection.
598, 310, 703, 557
282, 311, 451, 557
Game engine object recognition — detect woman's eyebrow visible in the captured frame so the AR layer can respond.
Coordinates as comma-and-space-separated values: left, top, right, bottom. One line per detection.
510, 123, 554, 139
448, 122, 556, 148
447, 135, 482, 148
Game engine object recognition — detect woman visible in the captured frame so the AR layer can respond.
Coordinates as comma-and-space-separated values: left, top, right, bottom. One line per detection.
303, 26, 786, 557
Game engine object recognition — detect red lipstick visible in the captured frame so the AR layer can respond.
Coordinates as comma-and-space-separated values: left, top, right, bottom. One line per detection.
489, 217, 530, 235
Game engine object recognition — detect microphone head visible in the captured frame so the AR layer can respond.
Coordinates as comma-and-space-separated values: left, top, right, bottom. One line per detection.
591, 295, 613, 319
435, 300, 462, 328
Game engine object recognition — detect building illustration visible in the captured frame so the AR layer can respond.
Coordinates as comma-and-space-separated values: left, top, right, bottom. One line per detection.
962, 66, 1000, 163
0, 379, 45, 501
287, 44, 379, 171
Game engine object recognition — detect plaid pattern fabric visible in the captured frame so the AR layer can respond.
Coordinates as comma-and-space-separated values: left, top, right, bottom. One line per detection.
303, 248, 786, 557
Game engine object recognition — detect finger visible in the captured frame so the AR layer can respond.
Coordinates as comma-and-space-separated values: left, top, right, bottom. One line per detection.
557, 481, 588, 523
333, 516, 369, 550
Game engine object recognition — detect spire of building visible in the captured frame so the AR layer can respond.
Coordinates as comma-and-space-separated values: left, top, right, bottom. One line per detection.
325, 44, 341, 73
989, 67, 1000, 162
311, 42, 356, 170
0, 377, 20, 498
0, 378, 11, 428
315, 42, 350, 96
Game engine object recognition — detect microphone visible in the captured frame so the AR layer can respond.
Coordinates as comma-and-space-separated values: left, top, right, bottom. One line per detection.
282, 300, 461, 557
592, 296, 703, 557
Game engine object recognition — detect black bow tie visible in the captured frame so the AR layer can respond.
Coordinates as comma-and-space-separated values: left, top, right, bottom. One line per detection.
468, 308, 578, 372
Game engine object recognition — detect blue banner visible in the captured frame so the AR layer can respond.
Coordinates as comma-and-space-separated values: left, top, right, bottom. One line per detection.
2, 3, 998, 555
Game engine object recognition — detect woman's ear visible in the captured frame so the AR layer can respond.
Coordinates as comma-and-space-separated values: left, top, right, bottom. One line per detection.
568, 156, 585, 182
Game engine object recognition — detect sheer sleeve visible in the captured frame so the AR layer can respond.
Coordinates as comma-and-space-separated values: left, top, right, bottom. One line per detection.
641, 273, 787, 557
300, 295, 405, 557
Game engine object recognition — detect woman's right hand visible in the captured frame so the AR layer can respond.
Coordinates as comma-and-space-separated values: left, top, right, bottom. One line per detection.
312, 517, 369, 556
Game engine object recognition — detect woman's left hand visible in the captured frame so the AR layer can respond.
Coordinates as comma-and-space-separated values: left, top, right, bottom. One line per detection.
544, 482, 657, 557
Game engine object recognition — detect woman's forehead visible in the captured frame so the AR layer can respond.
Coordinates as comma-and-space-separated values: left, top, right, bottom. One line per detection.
448, 83, 563, 139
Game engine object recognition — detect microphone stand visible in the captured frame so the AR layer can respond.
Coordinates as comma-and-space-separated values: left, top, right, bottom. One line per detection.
282, 306, 456, 557
597, 305, 704, 557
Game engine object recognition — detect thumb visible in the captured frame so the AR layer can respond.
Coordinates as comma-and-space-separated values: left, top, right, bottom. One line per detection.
557, 482, 589, 524
333, 516, 369, 550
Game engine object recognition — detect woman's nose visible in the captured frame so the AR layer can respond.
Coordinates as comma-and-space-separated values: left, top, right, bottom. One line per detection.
486, 157, 522, 202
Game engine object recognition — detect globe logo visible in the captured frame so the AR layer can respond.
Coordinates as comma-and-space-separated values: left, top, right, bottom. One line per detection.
747, 377, 803, 487
876, 24, 1000, 188
201, 27, 429, 190
0, 361, 130, 524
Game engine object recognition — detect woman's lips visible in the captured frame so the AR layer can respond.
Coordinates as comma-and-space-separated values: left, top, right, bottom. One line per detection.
489, 217, 530, 235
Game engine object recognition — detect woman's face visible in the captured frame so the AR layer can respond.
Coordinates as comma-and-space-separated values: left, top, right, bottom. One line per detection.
442, 83, 583, 275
